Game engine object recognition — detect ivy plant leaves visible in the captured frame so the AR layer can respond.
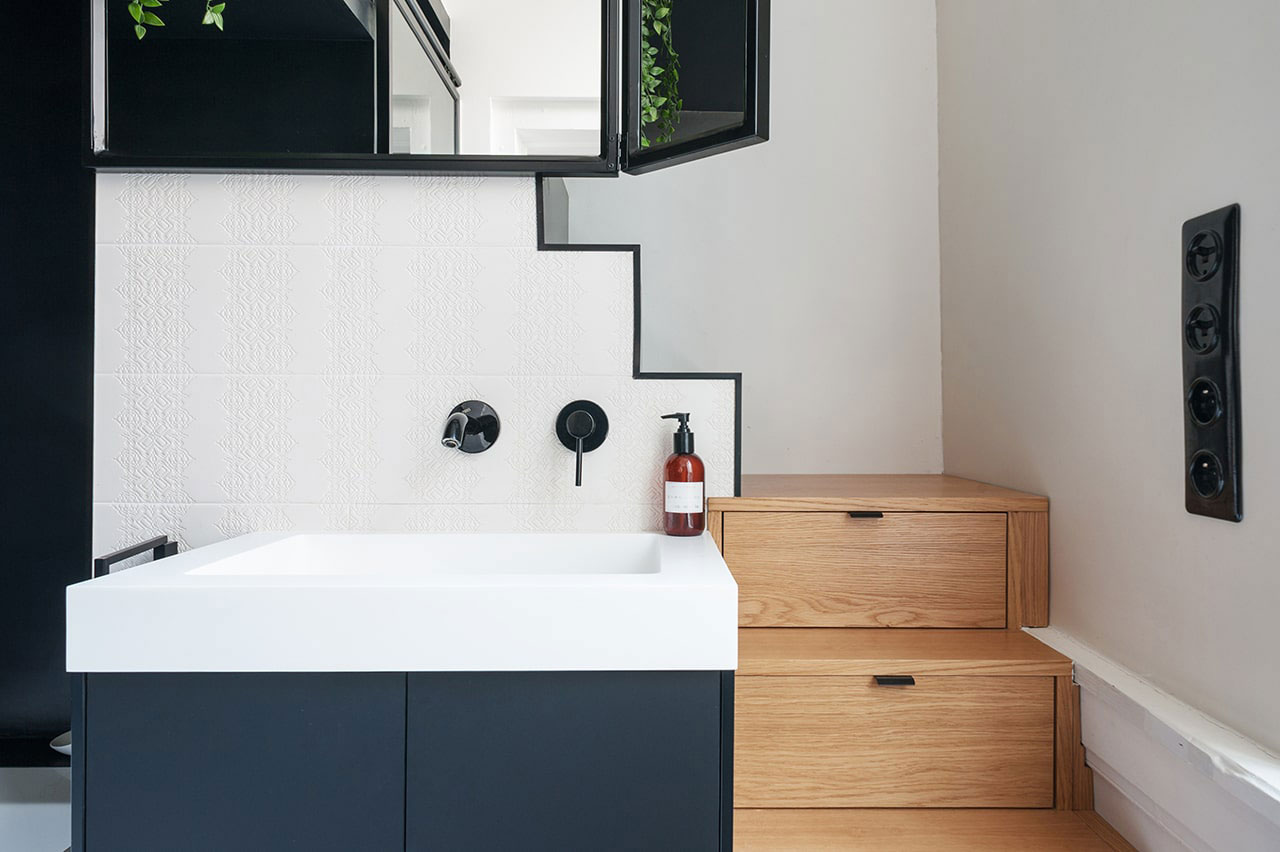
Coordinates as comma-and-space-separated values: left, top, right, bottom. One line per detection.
639, 0, 681, 147
130, 0, 227, 39
203, 2, 226, 30
128, 0, 165, 39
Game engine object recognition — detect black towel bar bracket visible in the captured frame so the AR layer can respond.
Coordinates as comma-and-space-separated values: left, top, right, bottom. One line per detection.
93, 535, 178, 578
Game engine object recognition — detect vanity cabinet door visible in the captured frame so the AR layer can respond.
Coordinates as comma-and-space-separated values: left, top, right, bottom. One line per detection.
78, 673, 406, 852
406, 671, 727, 851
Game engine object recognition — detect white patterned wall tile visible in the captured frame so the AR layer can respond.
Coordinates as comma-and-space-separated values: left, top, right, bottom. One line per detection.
98, 173, 196, 245
394, 375, 523, 506
217, 376, 297, 502
406, 176, 485, 246
401, 505, 484, 533
322, 246, 382, 373
604, 251, 637, 374
215, 504, 295, 540
94, 502, 194, 570
111, 374, 195, 504
177, 375, 232, 502
94, 174, 736, 544
698, 383, 738, 497
504, 375, 578, 503
219, 175, 299, 245
401, 247, 486, 375
92, 380, 124, 504
277, 374, 329, 502
509, 180, 539, 247
324, 175, 384, 247
606, 379, 682, 506
218, 248, 298, 373
400, 376, 484, 505
608, 502, 665, 533
509, 250, 583, 375
510, 503, 591, 533
106, 245, 194, 374
319, 242, 384, 526
319, 376, 382, 529
360, 177, 537, 248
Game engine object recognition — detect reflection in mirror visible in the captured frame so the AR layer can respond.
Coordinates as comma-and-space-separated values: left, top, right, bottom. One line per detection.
95, 0, 602, 159
447, 0, 602, 155
389, 0, 458, 154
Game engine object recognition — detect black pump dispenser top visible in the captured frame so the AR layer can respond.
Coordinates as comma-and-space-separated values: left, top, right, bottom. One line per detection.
661, 413, 695, 454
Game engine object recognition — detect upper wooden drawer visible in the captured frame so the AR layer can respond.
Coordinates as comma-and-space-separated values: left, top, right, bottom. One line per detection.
723, 512, 1007, 628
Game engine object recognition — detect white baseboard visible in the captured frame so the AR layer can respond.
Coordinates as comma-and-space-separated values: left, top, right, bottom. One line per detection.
1027, 627, 1280, 852
1092, 763, 1194, 852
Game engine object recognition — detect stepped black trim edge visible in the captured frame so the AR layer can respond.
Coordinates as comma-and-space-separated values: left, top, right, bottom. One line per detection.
535, 178, 742, 497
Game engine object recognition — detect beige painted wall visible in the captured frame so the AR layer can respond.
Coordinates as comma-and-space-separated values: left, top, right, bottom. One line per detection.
567, 0, 943, 475
938, 0, 1280, 752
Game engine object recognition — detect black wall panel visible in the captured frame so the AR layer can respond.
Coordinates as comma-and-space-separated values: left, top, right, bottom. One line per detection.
0, 0, 94, 765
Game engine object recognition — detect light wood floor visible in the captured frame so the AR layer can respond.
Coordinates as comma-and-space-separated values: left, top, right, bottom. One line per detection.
734, 809, 1136, 851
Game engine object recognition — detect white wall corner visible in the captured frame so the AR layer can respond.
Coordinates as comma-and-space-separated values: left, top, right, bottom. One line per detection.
1027, 627, 1280, 852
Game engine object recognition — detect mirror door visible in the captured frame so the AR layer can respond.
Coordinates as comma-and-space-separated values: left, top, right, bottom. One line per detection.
91, 0, 610, 170
621, 0, 769, 174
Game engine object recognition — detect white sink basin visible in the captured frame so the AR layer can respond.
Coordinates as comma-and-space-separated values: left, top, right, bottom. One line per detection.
186, 533, 662, 577
66, 532, 737, 673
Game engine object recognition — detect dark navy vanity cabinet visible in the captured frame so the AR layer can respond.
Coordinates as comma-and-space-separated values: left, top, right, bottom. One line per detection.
73, 671, 733, 851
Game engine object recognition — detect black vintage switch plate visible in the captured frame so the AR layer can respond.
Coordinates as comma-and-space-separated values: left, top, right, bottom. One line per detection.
1182, 204, 1242, 521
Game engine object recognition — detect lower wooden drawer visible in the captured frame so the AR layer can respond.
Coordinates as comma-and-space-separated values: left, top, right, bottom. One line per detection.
735, 674, 1055, 808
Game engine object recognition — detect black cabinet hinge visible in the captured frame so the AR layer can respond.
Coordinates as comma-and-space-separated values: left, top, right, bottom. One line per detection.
611, 132, 626, 171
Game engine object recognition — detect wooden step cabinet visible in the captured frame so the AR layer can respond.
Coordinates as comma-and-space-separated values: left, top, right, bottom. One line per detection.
708, 475, 1091, 817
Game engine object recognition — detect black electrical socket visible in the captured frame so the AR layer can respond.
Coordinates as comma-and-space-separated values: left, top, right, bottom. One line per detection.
1182, 204, 1242, 521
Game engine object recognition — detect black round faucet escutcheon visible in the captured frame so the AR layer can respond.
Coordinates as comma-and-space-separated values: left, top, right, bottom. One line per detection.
555, 401, 609, 487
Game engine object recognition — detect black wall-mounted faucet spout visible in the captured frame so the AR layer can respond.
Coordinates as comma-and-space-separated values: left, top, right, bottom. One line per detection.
441, 401, 500, 453
555, 401, 608, 486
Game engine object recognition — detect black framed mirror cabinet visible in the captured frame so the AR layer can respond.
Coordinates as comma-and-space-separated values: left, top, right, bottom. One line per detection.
87, 0, 769, 175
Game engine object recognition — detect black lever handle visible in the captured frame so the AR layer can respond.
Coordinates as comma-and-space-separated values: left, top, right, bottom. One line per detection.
873, 675, 916, 687
566, 411, 594, 488
93, 535, 178, 578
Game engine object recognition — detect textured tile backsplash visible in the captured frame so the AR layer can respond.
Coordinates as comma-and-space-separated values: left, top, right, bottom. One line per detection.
93, 175, 736, 555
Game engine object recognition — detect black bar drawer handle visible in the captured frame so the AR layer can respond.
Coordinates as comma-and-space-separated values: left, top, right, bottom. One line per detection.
848, 511, 885, 519
873, 675, 916, 687
93, 535, 178, 578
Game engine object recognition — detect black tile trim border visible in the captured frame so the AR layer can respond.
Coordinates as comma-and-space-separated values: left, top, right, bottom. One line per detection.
535, 178, 743, 497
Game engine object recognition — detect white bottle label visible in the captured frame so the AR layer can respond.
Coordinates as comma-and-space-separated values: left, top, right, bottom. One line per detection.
665, 481, 704, 514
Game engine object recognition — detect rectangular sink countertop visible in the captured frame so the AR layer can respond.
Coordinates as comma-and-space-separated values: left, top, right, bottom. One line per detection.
67, 532, 737, 674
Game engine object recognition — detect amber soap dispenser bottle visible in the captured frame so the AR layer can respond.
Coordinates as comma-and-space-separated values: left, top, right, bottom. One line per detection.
661, 413, 705, 536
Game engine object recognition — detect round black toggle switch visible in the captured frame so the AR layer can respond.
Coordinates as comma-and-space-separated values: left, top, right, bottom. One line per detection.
1185, 230, 1223, 281
1189, 450, 1225, 499
1187, 378, 1223, 426
1184, 303, 1220, 354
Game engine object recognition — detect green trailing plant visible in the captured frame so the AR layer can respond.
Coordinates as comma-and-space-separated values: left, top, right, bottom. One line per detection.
128, 0, 226, 40
639, 0, 681, 147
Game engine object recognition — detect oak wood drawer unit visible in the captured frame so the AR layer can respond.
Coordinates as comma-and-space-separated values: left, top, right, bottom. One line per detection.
723, 511, 1008, 628
734, 672, 1055, 808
